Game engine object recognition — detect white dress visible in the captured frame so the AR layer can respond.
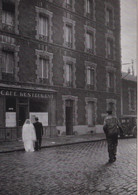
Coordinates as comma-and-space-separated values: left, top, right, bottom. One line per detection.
22, 123, 36, 152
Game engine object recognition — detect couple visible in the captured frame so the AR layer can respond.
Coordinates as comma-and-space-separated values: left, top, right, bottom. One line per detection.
22, 117, 43, 152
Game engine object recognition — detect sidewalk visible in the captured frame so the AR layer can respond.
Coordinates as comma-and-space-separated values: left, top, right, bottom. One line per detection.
0, 133, 106, 153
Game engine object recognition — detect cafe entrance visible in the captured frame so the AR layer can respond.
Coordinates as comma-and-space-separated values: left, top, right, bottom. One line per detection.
0, 87, 57, 140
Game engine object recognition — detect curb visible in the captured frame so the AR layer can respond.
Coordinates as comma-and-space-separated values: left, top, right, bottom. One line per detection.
0, 138, 106, 153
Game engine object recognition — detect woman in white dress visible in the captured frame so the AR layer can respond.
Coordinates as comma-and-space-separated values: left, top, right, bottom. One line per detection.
22, 119, 36, 152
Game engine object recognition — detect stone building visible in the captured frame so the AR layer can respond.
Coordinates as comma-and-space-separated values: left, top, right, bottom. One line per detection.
0, 0, 121, 140
121, 72, 137, 117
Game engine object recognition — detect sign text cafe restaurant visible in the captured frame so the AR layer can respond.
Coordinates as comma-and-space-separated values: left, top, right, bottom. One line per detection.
0, 87, 56, 140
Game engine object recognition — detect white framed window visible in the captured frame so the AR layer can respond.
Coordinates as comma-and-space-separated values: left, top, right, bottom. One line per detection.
39, 15, 48, 37
39, 58, 49, 79
63, 56, 76, 88
85, 97, 97, 127
2, 11, 14, 26
65, 25, 72, 48
107, 72, 114, 88
86, 0, 91, 14
107, 39, 113, 59
63, 17, 76, 49
66, 63, 73, 86
35, 49, 53, 85
66, 0, 72, 8
2, 1, 15, 29
35, 7, 53, 43
85, 62, 97, 90
86, 32, 93, 50
106, 66, 116, 93
87, 102, 95, 126
87, 68, 94, 85
2, 50, 14, 74
105, 4, 114, 28
85, 26, 96, 54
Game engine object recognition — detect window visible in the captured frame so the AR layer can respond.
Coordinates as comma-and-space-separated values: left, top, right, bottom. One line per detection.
39, 15, 48, 38
66, 64, 73, 87
85, 26, 96, 54
87, 68, 94, 85
105, 5, 114, 28
86, 0, 91, 14
2, 50, 14, 74
66, 0, 72, 8
39, 58, 49, 79
130, 89, 135, 110
36, 7, 53, 43
86, 32, 93, 50
88, 102, 95, 126
107, 39, 113, 59
106, 8, 113, 26
65, 25, 72, 48
2, 1, 15, 27
107, 72, 114, 89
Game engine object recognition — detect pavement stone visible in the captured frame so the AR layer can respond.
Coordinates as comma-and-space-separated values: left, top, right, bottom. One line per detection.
0, 137, 136, 195
0, 133, 106, 153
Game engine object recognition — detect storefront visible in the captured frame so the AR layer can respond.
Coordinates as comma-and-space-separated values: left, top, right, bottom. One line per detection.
0, 86, 57, 140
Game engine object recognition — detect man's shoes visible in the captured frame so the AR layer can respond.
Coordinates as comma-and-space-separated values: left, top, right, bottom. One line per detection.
108, 157, 116, 163
108, 159, 114, 163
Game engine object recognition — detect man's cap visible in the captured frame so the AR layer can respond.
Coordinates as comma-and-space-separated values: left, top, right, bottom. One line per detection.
35, 117, 39, 120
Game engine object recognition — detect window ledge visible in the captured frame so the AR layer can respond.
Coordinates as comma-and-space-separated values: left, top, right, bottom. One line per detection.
39, 35, 49, 42
2, 23, 14, 32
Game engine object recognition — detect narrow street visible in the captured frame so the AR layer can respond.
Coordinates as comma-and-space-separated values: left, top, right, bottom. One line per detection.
0, 138, 136, 195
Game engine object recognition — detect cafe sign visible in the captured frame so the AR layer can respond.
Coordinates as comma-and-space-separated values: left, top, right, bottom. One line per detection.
0, 89, 53, 99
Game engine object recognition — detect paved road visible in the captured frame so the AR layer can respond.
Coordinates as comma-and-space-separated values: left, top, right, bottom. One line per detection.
0, 139, 136, 195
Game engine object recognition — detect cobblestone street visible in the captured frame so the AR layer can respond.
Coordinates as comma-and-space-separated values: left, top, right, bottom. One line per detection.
0, 138, 136, 195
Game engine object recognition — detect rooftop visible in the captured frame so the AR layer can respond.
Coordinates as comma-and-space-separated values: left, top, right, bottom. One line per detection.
121, 72, 137, 82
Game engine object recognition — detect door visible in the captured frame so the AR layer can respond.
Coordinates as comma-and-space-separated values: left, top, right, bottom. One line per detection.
18, 105, 28, 138
65, 100, 73, 135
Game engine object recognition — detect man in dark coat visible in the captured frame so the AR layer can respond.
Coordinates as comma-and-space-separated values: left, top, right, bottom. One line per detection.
33, 117, 43, 151
103, 110, 123, 163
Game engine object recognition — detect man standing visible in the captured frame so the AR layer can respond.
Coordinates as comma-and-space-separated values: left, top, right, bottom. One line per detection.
33, 117, 43, 151
103, 110, 123, 163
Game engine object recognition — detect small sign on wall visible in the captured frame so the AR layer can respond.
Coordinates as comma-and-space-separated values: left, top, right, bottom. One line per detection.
6, 112, 16, 127
30, 112, 48, 126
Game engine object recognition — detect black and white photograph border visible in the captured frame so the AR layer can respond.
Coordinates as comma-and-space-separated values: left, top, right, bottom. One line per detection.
0, 0, 137, 194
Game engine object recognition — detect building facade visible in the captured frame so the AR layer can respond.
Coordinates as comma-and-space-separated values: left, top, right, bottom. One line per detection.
121, 72, 137, 117
0, 0, 121, 140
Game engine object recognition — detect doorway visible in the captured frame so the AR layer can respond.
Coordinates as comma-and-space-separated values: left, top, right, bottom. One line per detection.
18, 104, 28, 138
65, 100, 73, 135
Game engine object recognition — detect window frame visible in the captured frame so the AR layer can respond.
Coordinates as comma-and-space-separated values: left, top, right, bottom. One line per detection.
65, 63, 73, 87
84, 25, 96, 54
38, 14, 49, 39
63, 56, 76, 88
65, 24, 73, 48
105, 33, 115, 60
63, 0, 75, 11
84, 0, 96, 20
106, 66, 116, 93
85, 61, 97, 90
39, 57, 49, 79
128, 88, 136, 111
35, 7, 53, 43
35, 49, 53, 85
1, 0, 20, 34
105, 3, 114, 29
63, 17, 76, 49
85, 97, 97, 127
